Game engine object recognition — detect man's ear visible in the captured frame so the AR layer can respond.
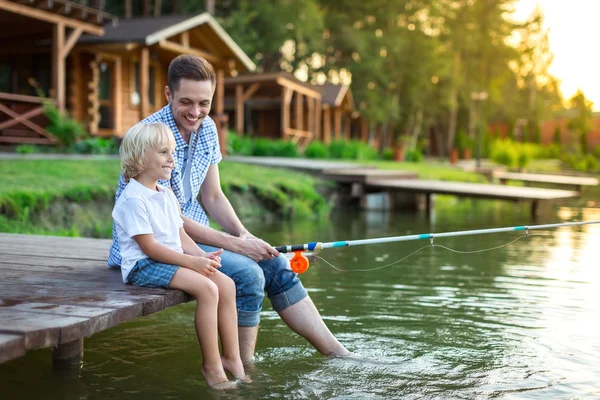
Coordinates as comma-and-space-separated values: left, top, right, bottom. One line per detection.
165, 86, 172, 103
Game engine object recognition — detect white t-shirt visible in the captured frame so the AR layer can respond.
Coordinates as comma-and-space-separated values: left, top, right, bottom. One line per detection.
112, 178, 184, 283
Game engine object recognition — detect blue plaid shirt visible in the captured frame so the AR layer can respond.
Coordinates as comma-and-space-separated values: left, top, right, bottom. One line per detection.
107, 105, 222, 267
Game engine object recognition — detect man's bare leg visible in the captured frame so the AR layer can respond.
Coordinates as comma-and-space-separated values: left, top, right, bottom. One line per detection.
278, 296, 350, 357
238, 326, 258, 364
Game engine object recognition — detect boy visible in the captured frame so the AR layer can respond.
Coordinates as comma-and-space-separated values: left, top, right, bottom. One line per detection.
113, 122, 247, 389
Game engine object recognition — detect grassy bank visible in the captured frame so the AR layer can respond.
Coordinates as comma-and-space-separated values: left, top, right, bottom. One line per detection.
0, 159, 333, 237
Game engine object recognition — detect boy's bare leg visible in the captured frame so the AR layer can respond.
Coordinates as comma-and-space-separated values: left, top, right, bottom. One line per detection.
238, 326, 258, 364
169, 269, 236, 389
278, 296, 350, 357
208, 272, 249, 381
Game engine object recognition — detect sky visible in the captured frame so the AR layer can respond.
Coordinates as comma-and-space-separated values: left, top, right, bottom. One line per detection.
512, 0, 600, 110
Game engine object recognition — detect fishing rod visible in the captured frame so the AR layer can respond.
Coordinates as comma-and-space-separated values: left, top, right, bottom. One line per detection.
276, 220, 600, 274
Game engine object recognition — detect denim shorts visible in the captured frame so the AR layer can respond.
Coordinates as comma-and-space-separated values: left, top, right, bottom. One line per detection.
198, 244, 308, 327
126, 258, 179, 288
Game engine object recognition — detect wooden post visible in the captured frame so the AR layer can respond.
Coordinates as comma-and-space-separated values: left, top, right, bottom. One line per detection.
113, 56, 122, 134
52, 22, 65, 111
361, 119, 368, 143
344, 115, 351, 140
295, 92, 303, 132
323, 108, 331, 144
281, 87, 292, 138
334, 108, 342, 140
215, 69, 226, 155
140, 48, 149, 118
235, 84, 244, 135
315, 98, 321, 140
307, 97, 314, 138
52, 339, 83, 368
124, 0, 132, 18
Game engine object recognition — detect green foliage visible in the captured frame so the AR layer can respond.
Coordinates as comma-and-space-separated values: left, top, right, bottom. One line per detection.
43, 101, 87, 148
227, 132, 254, 156
404, 149, 423, 163
381, 147, 394, 161
553, 126, 562, 145
561, 153, 599, 173
328, 140, 378, 160
490, 138, 538, 169
71, 137, 119, 155
567, 90, 594, 154
252, 138, 300, 157
16, 144, 36, 154
537, 144, 562, 159
455, 130, 473, 152
304, 141, 329, 158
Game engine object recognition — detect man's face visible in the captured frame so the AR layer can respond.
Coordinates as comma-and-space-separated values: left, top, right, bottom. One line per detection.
165, 78, 215, 137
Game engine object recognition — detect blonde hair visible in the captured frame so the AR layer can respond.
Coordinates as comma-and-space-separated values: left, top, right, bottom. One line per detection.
120, 123, 176, 181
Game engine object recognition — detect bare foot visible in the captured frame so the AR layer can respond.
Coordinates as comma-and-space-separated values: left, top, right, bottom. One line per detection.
221, 356, 251, 383
201, 365, 235, 390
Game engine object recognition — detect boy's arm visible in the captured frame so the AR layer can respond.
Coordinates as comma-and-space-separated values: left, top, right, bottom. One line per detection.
134, 234, 219, 275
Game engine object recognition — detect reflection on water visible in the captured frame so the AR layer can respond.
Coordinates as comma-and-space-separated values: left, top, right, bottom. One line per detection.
2, 199, 600, 399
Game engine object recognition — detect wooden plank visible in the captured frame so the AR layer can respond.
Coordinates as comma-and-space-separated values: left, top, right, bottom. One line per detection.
157, 40, 220, 64
235, 84, 244, 134
0, 309, 102, 349
0, 333, 25, 363
321, 168, 419, 184
366, 179, 579, 201
295, 92, 303, 131
140, 47, 149, 119
493, 171, 599, 186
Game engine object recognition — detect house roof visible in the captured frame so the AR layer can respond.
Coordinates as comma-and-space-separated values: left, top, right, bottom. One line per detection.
224, 72, 321, 99
0, 0, 115, 36
78, 13, 255, 72
319, 82, 354, 109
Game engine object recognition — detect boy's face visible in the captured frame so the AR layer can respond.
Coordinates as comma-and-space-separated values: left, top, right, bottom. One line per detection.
138, 144, 175, 182
165, 78, 215, 137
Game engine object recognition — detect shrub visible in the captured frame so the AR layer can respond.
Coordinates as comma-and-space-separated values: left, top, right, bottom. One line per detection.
16, 144, 36, 154
553, 126, 562, 145
252, 138, 299, 157
404, 149, 423, 163
227, 132, 254, 155
43, 101, 87, 148
71, 137, 119, 154
381, 147, 394, 161
304, 141, 329, 158
328, 140, 378, 160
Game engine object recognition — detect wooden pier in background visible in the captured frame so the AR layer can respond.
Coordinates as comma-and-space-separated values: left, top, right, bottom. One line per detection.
0, 234, 189, 366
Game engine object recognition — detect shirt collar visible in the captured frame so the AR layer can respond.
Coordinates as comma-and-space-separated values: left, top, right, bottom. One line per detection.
129, 178, 167, 199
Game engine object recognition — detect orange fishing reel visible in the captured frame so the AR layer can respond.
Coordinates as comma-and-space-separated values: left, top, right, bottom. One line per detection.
289, 251, 310, 274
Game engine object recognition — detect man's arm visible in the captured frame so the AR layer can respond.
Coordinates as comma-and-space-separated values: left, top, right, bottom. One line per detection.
184, 164, 279, 261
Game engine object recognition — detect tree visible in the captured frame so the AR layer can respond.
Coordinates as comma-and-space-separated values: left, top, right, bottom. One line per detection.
567, 90, 594, 153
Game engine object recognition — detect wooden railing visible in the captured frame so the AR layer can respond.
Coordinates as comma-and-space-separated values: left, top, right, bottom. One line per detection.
0, 93, 57, 145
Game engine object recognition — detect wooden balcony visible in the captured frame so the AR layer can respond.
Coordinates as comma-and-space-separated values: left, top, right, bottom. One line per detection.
0, 92, 57, 145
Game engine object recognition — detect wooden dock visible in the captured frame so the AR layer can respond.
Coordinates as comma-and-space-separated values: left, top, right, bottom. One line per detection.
0, 234, 189, 366
366, 178, 580, 215
493, 171, 599, 192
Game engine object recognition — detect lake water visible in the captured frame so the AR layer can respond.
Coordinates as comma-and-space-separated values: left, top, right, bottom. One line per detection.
1, 195, 599, 399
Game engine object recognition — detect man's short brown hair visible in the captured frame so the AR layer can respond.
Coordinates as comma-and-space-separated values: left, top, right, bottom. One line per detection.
167, 54, 216, 91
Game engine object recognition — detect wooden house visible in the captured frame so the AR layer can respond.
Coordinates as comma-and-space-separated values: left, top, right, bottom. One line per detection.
73, 12, 255, 151
0, 0, 113, 144
319, 82, 368, 144
0, 7, 255, 151
223, 72, 322, 150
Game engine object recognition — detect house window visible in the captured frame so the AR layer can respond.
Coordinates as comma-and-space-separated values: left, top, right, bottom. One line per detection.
0, 62, 11, 92
99, 62, 114, 129
131, 62, 156, 107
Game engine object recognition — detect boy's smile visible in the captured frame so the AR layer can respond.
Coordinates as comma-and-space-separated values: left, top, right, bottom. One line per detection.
136, 145, 175, 189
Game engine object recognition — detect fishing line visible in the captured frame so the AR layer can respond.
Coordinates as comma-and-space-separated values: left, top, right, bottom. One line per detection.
312, 233, 543, 273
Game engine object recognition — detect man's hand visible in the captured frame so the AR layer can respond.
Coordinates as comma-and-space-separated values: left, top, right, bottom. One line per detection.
237, 237, 280, 262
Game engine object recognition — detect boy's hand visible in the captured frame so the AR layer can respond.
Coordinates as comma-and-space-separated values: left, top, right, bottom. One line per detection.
205, 248, 224, 263
188, 256, 221, 276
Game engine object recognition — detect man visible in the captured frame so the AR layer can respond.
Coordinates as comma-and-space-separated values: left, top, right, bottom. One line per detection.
108, 54, 349, 363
